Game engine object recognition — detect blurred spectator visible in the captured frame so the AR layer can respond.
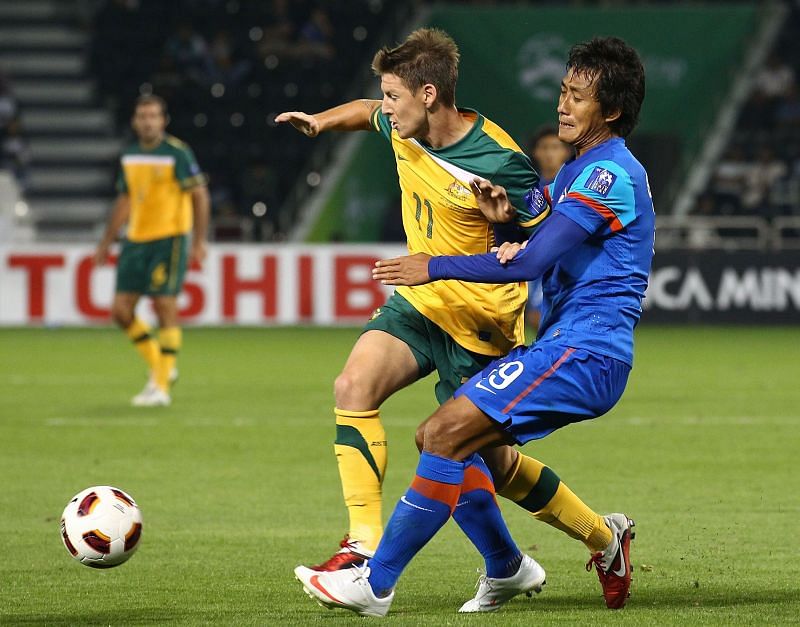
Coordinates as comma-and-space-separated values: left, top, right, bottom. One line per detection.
753, 53, 795, 100
741, 145, 788, 215
0, 72, 28, 191
208, 29, 253, 88
775, 84, 800, 130
0, 72, 18, 131
257, 1, 336, 63
710, 145, 751, 215
164, 22, 214, 87
528, 125, 573, 184
0, 119, 31, 192
296, 7, 336, 61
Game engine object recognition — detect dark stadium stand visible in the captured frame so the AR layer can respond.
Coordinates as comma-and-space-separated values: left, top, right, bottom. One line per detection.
698, 3, 800, 224
1, 0, 798, 246
87, 0, 407, 241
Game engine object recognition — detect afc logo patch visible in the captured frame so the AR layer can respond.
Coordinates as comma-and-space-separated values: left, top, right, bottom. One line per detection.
524, 187, 548, 216
585, 167, 617, 197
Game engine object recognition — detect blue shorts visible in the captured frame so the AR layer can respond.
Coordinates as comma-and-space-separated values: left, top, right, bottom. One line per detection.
455, 343, 630, 445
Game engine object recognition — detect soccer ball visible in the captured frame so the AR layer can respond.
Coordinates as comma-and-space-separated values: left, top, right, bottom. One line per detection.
60, 486, 143, 568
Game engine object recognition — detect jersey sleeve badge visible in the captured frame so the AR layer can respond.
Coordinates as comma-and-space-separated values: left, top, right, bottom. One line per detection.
585, 167, 617, 197
524, 186, 548, 217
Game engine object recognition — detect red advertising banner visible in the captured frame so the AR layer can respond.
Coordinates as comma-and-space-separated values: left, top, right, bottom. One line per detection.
0, 244, 406, 326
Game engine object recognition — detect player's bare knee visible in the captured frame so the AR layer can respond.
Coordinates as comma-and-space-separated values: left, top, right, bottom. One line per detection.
111, 304, 133, 328
420, 417, 461, 458
414, 422, 426, 452
334, 370, 376, 410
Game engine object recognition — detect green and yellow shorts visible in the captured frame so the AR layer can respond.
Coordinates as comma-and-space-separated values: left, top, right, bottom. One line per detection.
115, 235, 188, 296
363, 292, 496, 404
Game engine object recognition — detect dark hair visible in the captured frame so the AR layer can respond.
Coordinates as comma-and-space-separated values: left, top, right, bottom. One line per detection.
134, 94, 168, 116
566, 37, 645, 137
529, 125, 560, 148
371, 28, 459, 107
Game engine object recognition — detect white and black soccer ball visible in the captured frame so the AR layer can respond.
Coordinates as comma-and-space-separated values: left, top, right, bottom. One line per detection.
60, 486, 143, 568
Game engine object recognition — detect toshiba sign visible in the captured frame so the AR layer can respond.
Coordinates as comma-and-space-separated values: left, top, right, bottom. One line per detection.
0, 244, 405, 326
2, 245, 798, 326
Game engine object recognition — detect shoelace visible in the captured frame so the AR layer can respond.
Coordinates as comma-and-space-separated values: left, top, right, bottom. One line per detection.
350, 562, 371, 584
586, 552, 604, 573
587, 529, 621, 574
473, 569, 494, 593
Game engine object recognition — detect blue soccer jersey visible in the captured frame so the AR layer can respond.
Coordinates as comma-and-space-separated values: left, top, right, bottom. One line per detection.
535, 136, 654, 365
430, 136, 655, 366
428, 136, 655, 443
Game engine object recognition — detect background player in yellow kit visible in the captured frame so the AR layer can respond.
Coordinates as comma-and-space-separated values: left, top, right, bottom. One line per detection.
278, 30, 616, 577
94, 95, 210, 407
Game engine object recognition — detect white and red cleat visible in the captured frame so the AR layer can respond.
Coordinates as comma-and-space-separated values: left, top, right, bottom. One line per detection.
294, 562, 393, 617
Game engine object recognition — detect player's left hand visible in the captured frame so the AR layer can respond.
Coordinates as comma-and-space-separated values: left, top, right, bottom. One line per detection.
472, 178, 515, 223
190, 240, 207, 268
494, 239, 528, 264
372, 253, 432, 286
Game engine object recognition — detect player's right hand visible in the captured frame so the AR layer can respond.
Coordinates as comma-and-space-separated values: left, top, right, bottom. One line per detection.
274, 111, 320, 137
93, 245, 109, 266
373, 253, 432, 286
494, 240, 527, 265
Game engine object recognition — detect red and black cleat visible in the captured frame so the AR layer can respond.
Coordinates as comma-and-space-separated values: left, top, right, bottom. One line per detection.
586, 515, 635, 609
310, 534, 372, 572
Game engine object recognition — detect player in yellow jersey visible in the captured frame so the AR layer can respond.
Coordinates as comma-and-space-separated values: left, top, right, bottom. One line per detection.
278, 30, 616, 583
94, 95, 210, 407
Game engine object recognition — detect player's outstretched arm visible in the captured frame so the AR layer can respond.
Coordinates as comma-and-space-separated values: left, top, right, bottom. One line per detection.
376, 214, 591, 286
275, 100, 381, 136
471, 179, 516, 224
373, 253, 432, 286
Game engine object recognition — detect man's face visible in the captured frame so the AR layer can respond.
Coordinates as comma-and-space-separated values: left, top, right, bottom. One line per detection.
556, 68, 611, 151
380, 73, 428, 140
132, 103, 167, 144
533, 134, 572, 179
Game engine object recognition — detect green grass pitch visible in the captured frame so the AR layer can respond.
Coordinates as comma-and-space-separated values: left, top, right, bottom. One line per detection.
1, 325, 798, 625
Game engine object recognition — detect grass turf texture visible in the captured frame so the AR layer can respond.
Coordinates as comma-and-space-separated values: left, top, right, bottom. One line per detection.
0, 325, 798, 625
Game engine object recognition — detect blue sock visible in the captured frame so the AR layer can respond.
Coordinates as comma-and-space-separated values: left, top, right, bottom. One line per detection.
367, 452, 464, 597
453, 453, 523, 579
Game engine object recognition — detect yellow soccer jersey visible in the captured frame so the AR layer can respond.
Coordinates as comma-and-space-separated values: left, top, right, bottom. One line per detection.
116, 135, 207, 242
371, 107, 547, 356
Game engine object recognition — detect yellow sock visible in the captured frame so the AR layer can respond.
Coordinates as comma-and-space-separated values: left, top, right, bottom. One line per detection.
498, 453, 612, 553
334, 408, 387, 553
125, 317, 160, 372
155, 327, 181, 392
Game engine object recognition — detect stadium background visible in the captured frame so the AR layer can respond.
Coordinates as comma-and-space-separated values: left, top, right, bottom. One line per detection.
0, 0, 798, 325
0, 1, 799, 625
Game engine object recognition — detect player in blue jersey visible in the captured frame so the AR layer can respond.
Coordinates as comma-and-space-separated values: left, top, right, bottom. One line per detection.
295, 36, 653, 616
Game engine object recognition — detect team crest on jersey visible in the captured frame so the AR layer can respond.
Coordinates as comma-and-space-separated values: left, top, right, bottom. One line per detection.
446, 179, 472, 202
524, 187, 547, 216
585, 167, 617, 197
